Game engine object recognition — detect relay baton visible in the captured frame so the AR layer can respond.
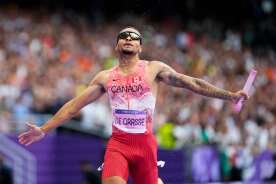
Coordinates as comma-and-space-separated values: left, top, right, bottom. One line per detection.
234, 69, 257, 112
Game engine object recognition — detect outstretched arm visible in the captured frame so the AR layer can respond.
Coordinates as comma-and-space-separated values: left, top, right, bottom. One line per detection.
40, 82, 105, 133
155, 61, 247, 101
18, 71, 107, 145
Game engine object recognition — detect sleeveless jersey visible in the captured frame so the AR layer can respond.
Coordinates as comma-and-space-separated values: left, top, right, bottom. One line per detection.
107, 60, 156, 134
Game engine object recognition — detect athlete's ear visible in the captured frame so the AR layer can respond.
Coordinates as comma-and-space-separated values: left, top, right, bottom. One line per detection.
115, 44, 118, 52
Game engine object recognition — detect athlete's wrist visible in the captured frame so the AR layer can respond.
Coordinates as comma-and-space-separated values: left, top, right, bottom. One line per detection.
40, 126, 48, 134
229, 91, 239, 101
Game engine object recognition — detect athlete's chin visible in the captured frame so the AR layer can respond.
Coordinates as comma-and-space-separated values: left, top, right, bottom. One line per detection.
121, 49, 136, 55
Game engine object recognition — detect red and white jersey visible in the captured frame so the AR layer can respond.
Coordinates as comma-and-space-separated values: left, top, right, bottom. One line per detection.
107, 60, 156, 134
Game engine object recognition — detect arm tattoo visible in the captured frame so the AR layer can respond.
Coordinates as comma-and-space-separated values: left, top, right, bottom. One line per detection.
163, 72, 234, 101
167, 72, 194, 88
193, 79, 234, 100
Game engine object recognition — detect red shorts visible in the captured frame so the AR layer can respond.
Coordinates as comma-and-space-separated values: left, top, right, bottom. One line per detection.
102, 133, 158, 184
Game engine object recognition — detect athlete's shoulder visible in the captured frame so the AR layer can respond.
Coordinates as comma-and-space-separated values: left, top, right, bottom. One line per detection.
147, 60, 170, 71
145, 60, 162, 67
94, 70, 108, 79
96, 66, 117, 77
91, 68, 113, 85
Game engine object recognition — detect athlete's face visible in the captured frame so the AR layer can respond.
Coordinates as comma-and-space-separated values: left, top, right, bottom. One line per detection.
116, 28, 142, 55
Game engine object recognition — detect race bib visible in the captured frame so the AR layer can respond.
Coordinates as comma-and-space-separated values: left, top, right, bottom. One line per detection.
113, 109, 147, 133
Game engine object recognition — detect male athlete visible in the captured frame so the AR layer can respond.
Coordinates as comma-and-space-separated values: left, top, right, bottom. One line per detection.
18, 27, 248, 184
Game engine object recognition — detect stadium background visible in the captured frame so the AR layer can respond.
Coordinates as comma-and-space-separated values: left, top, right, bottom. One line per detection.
0, 0, 276, 183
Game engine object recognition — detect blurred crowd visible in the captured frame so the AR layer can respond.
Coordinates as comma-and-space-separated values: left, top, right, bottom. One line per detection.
0, 8, 276, 181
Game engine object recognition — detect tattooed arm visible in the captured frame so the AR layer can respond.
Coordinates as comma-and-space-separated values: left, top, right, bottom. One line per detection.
153, 61, 247, 101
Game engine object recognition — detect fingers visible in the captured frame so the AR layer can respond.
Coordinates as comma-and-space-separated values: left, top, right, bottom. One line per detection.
18, 135, 31, 145
18, 123, 42, 146
18, 123, 35, 139
18, 133, 36, 146
18, 132, 30, 139
240, 91, 249, 100
18, 124, 34, 144
245, 93, 249, 100
18, 130, 33, 146
234, 91, 249, 102
20, 138, 33, 146
26, 122, 36, 129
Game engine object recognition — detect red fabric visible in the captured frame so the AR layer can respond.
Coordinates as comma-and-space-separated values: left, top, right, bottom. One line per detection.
102, 133, 158, 184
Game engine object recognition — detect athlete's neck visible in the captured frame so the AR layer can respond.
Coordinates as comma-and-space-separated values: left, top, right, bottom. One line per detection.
118, 54, 140, 72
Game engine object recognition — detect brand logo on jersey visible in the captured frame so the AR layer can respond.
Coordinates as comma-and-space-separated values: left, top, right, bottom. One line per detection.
111, 84, 143, 93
